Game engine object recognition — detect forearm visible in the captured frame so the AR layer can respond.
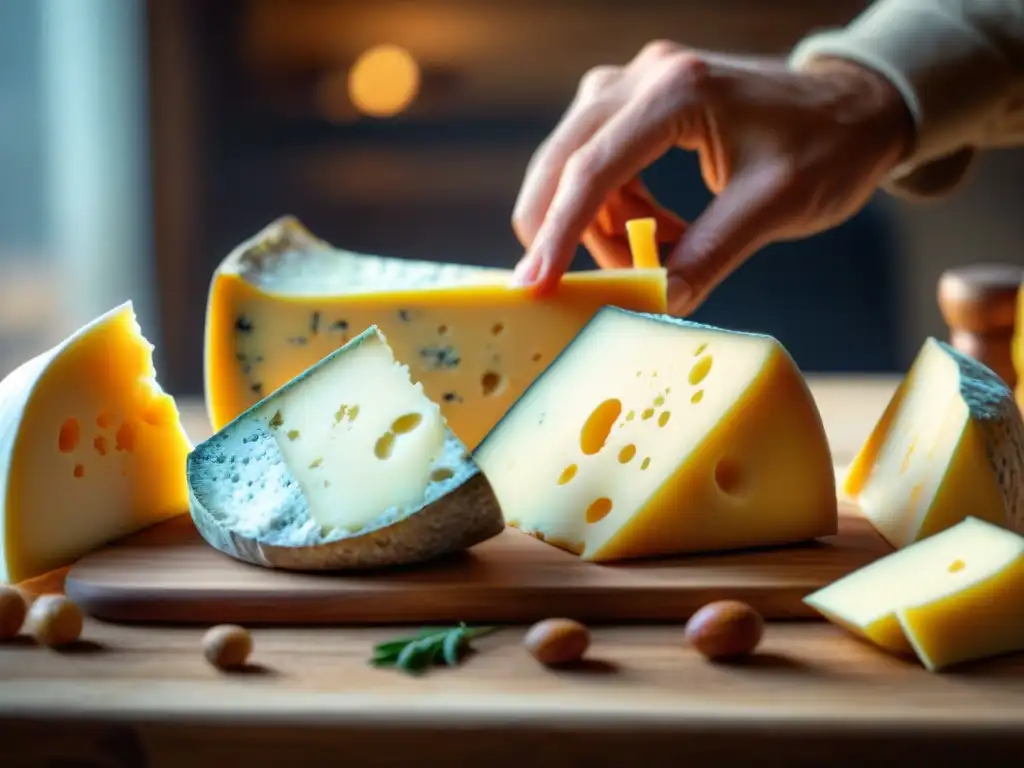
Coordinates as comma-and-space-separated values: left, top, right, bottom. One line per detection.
790, 0, 1024, 200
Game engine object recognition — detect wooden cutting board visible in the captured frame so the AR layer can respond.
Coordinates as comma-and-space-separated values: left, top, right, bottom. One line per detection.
65, 500, 891, 625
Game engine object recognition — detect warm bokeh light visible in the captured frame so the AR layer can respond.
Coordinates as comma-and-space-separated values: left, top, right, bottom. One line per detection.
347, 44, 420, 118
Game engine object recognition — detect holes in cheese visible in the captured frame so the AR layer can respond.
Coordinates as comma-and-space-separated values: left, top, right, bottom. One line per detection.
843, 337, 1024, 549
187, 325, 504, 571
0, 301, 192, 583
58, 419, 79, 453
689, 355, 713, 385
204, 216, 667, 451
480, 371, 505, 397
474, 307, 837, 562
585, 497, 613, 524
714, 459, 744, 496
580, 399, 621, 455
804, 517, 1024, 672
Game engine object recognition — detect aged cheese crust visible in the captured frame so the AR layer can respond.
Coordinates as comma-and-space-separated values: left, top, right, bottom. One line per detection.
944, 340, 1024, 531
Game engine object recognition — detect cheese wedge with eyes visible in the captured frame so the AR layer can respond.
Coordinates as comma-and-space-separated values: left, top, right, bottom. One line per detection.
473, 307, 838, 562
0, 302, 191, 583
805, 516, 1024, 672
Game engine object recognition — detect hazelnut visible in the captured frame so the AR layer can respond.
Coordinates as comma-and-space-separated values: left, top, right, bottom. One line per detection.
524, 618, 589, 666
203, 624, 253, 670
0, 586, 28, 640
26, 595, 83, 647
684, 600, 763, 661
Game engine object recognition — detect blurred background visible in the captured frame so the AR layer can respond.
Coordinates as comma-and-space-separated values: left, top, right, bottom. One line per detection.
2, 0, 1023, 397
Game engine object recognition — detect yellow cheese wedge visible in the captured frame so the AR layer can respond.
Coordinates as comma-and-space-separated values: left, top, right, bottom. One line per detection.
0, 302, 191, 583
473, 307, 838, 562
805, 516, 1024, 672
843, 337, 1024, 550
205, 217, 667, 449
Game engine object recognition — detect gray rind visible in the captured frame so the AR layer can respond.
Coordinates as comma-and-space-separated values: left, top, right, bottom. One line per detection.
188, 469, 504, 572
937, 338, 1024, 533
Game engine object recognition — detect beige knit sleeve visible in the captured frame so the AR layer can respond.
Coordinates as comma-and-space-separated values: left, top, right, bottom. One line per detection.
790, 0, 1024, 200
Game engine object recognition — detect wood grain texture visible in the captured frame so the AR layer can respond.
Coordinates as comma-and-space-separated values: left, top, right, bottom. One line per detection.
2, 619, 1024, 766
64, 502, 890, 625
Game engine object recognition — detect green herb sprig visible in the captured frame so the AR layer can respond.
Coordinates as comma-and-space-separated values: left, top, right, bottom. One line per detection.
371, 623, 497, 675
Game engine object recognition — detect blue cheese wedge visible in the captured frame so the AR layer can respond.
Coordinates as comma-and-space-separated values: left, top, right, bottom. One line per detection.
187, 326, 504, 570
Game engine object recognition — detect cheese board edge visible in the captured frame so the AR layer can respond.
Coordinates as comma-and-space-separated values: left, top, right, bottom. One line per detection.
64, 501, 891, 626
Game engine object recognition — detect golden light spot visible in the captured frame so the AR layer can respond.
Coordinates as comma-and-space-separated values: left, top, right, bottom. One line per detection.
348, 45, 421, 118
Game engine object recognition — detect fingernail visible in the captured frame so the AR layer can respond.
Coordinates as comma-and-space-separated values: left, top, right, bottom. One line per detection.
667, 274, 694, 316
510, 256, 540, 287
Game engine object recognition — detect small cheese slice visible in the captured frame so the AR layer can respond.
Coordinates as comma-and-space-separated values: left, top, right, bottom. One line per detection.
473, 307, 837, 562
804, 516, 1024, 672
843, 337, 1024, 549
188, 325, 504, 571
204, 216, 667, 449
0, 302, 191, 583
626, 217, 660, 269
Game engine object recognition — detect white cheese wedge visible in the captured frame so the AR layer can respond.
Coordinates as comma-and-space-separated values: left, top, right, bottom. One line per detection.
843, 337, 1024, 549
188, 326, 504, 570
805, 516, 1024, 672
0, 302, 192, 583
473, 307, 838, 562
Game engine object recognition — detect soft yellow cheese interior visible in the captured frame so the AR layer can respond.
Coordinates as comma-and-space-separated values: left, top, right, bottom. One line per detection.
1, 304, 191, 583
473, 308, 837, 562
844, 338, 1010, 549
805, 516, 1024, 671
250, 331, 447, 532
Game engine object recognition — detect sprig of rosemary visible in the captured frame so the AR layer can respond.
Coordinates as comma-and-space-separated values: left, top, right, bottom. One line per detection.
371, 623, 497, 674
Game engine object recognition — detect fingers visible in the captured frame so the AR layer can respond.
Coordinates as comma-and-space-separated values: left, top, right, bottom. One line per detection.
664, 161, 792, 316
512, 67, 623, 249
518, 71, 702, 294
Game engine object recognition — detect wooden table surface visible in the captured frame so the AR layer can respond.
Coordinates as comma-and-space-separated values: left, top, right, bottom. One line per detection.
5, 375, 1024, 767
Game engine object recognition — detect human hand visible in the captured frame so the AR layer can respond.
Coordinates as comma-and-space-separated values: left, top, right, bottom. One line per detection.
510, 42, 914, 315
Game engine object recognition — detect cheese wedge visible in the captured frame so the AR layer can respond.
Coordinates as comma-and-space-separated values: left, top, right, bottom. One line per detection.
204, 216, 667, 448
473, 307, 837, 562
188, 325, 504, 571
843, 337, 1024, 549
0, 302, 191, 583
805, 516, 1024, 672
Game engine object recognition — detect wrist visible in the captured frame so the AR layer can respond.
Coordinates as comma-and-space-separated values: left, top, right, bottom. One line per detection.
802, 56, 916, 173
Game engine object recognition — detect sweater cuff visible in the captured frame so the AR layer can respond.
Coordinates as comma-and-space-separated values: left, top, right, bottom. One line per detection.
789, 0, 1015, 184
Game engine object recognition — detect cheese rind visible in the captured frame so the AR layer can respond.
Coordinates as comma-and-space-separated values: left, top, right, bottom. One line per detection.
204, 216, 667, 449
805, 516, 1024, 672
0, 302, 192, 583
843, 337, 1024, 549
188, 325, 504, 571
473, 307, 838, 562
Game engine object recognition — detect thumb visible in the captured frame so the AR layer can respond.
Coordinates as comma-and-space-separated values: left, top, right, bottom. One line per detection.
664, 162, 792, 316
